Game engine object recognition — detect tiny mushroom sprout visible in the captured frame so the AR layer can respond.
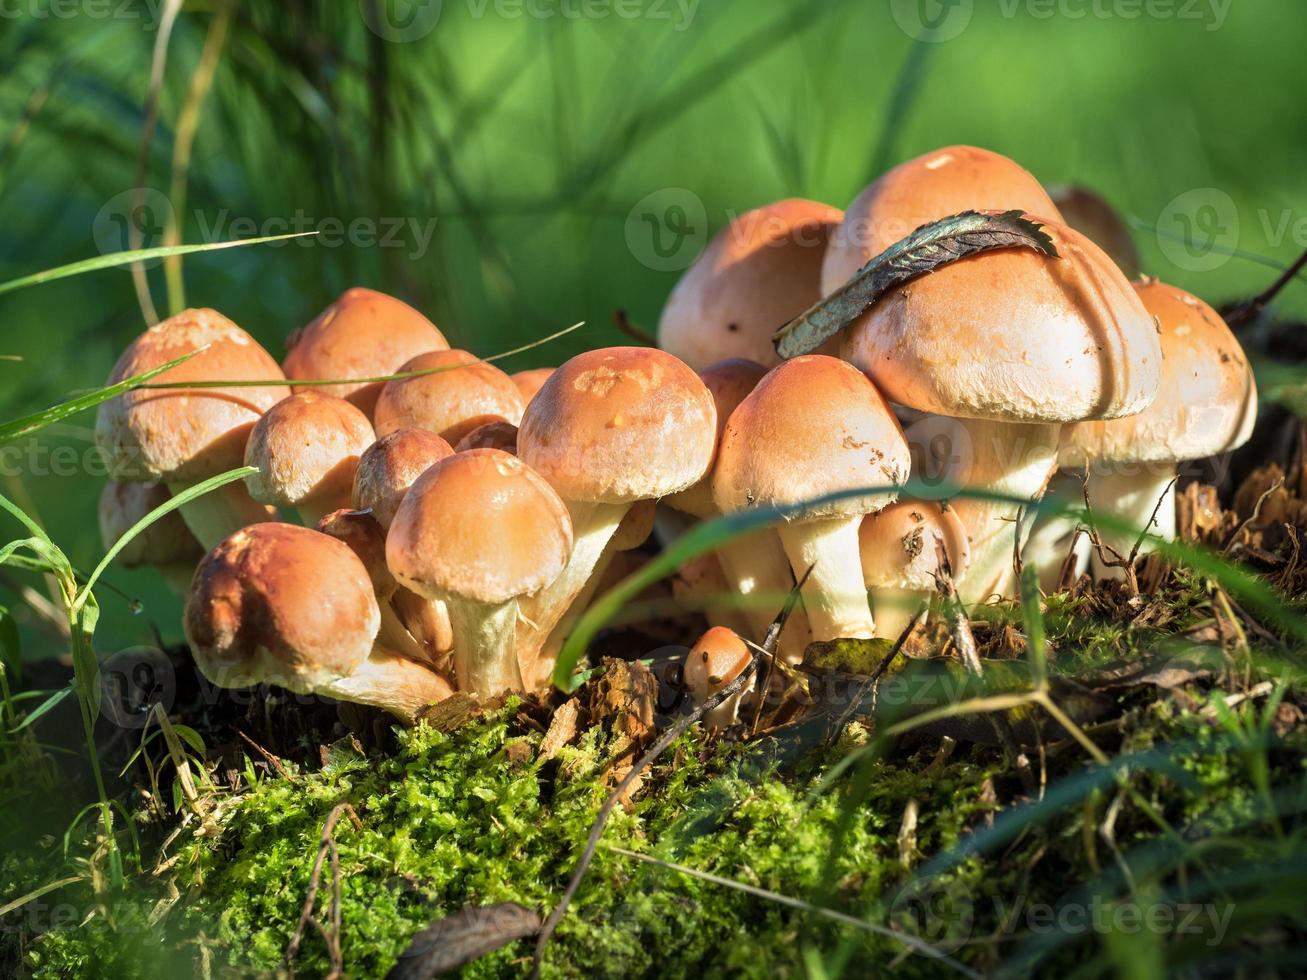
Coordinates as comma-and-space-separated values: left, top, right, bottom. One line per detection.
1059, 278, 1257, 578
517, 346, 717, 669
841, 217, 1160, 605
98, 480, 203, 595
352, 427, 455, 530
510, 367, 555, 404
243, 392, 375, 525
1047, 184, 1140, 279
713, 354, 911, 643
282, 287, 449, 416
821, 145, 1064, 295
666, 357, 811, 662
682, 626, 755, 730
372, 349, 526, 445
317, 508, 451, 669
184, 522, 452, 723
455, 420, 519, 454
859, 500, 970, 641
95, 308, 289, 550
387, 448, 574, 697
658, 198, 844, 370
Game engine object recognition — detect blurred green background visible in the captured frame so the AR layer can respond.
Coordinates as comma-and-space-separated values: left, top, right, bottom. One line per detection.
0, 0, 1304, 657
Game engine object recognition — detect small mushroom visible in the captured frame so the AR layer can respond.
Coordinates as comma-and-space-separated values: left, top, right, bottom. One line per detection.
510, 368, 554, 404
98, 480, 203, 595
243, 392, 375, 525
517, 347, 717, 671
821, 145, 1064, 294
1060, 278, 1256, 578
95, 309, 288, 549
843, 218, 1160, 604
373, 349, 525, 445
387, 449, 573, 697
352, 428, 454, 530
455, 420, 518, 454
713, 355, 910, 642
658, 198, 843, 370
1046, 184, 1140, 279
282, 287, 449, 416
682, 626, 755, 730
859, 501, 970, 640
184, 523, 452, 722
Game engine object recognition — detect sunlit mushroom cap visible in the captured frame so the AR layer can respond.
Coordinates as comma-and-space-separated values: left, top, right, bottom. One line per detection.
841, 217, 1160, 424
859, 500, 970, 591
98, 480, 202, 568
822, 145, 1063, 294
510, 368, 555, 404
282, 287, 449, 413
373, 349, 525, 445
243, 393, 374, 508
387, 449, 573, 606
1047, 184, 1140, 278
352, 428, 455, 529
666, 358, 768, 519
658, 199, 843, 370
184, 523, 381, 692
95, 309, 290, 483
683, 626, 751, 702
518, 347, 716, 504
712, 355, 910, 520
455, 421, 518, 454
1060, 278, 1257, 467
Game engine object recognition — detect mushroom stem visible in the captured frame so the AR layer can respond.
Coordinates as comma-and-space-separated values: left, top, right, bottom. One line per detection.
376, 597, 441, 670
715, 532, 809, 663
517, 500, 627, 671
165, 478, 274, 550
448, 598, 526, 696
322, 646, 454, 723
1020, 471, 1090, 592
1087, 465, 1177, 580
871, 588, 927, 642
776, 516, 875, 641
945, 419, 1060, 605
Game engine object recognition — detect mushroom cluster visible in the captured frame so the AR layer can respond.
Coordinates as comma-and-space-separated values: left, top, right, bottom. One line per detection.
95, 147, 1255, 724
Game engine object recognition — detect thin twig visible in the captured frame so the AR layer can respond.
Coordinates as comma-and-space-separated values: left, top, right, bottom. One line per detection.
531, 657, 761, 976
825, 607, 922, 746
1226, 244, 1307, 326
1222, 477, 1283, 554
749, 566, 810, 738
285, 803, 360, 977
611, 309, 656, 346
237, 730, 297, 784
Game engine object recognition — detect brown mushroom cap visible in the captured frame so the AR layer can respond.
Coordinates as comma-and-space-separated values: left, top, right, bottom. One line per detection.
282, 287, 449, 413
243, 393, 375, 508
352, 428, 455, 529
518, 347, 716, 504
658, 199, 844, 370
510, 368, 554, 404
822, 145, 1063, 294
95, 309, 290, 483
316, 508, 396, 599
1047, 185, 1140, 278
98, 480, 202, 568
713, 355, 910, 520
184, 523, 380, 691
1060, 279, 1257, 466
387, 449, 573, 605
841, 217, 1160, 424
682, 626, 751, 702
666, 358, 768, 519
455, 420, 519, 454
611, 498, 656, 551
373, 349, 525, 445
859, 500, 971, 591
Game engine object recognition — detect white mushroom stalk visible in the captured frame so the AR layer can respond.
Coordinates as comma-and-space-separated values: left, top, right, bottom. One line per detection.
1082, 464, 1177, 575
